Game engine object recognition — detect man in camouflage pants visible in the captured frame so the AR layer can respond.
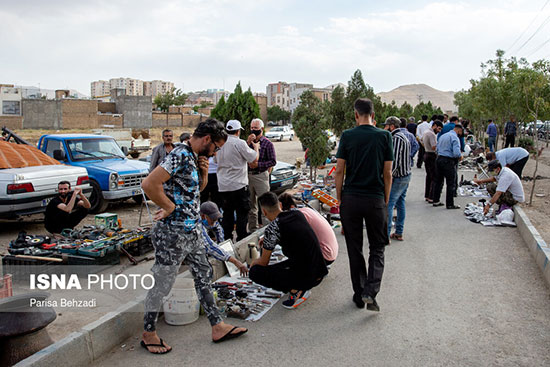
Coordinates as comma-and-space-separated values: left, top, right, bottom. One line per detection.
141, 119, 247, 354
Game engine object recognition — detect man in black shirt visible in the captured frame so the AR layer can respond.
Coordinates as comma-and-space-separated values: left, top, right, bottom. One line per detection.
249, 192, 328, 310
44, 181, 91, 234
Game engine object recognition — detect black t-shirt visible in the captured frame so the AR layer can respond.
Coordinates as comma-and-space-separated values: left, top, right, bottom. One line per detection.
44, 193, 73, 232
336, 125, 393, 198
263, 210, 328, 282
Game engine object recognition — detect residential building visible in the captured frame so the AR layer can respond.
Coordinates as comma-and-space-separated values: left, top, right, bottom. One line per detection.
0, 84, 22, 116
91, 80, 110, 98
266, 82, 290, 110
288, 83, 313, 112
149, 80, 174, 97
91, 78, 173, 99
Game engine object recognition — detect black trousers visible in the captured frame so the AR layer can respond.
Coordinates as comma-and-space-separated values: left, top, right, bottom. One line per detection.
505, 135, 515, 148
45, 207, 88, 234
424, 152, 437, 199
509, 156, 528, 179
221, 186, 250, 241
417, 144, 425, 168
249, 260, 321, 293
340, 194, 388, 299
200, 173, 223, 210
432, 156, 458, 207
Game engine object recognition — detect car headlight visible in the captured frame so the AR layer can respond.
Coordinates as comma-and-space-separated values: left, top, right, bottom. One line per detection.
109, 173, 118, 190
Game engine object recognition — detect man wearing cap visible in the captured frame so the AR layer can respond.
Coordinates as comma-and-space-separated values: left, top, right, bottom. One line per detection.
474, 160, 524, 214
216, 120, 259, 241
384, 116, 412, 241
150, 129, 176, 171
432, 124, 464, 209
200, 201, 248, 276
248, 118, 276, 231
486, 147, 529, 179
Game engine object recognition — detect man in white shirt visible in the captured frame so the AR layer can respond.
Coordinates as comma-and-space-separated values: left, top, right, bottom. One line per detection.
216, 120, 259, 241
474, 160, 525, 214
415, 115, 431, 169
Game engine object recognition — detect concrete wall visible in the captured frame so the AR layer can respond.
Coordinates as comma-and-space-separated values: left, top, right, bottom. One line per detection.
98, 102, 116, 114
182, 114, 203, 128
0, 115, 23, 129
61, 99, 98, 129
98, 114, 123, 127
22, 99, 62, 129
115, 95, 152, 128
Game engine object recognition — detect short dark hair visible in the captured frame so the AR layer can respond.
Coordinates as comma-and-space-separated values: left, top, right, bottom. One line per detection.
488, 159, 502, 172
454, 124, 464, 131
193, 118, 228, 143
162, 129, 172, 137
354, 98, 374, 116
486, 152, 496, 161
278, 192, 297, 211
438, 115, 445, 121
433, 120, 443, 128
258, 192, 280, 211
179, 132, 191, 143
58, 180, 71, 188
399, 118, 407, 128
488, 119, 493, 123
450, 116, 459, 123
444, 114, 449, 118
422, 115, 428, 121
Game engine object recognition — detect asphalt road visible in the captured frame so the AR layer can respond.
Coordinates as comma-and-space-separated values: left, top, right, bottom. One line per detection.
93, 167, 550, 367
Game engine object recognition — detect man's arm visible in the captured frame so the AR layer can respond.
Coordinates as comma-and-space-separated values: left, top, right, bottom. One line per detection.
335, 158, 346, 204
141, 166, 175, 221
77, 188, 91, 209
250, 239, 272, 267
256, 141, 277, 171
383, 161, 393, 205
473, 176, 497, 185
149, 146, 159, 172
198, 156, 209, 191
484, 191, 503, 214
57, 189, 79, 213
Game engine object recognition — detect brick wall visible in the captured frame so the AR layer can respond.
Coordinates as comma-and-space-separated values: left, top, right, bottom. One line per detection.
98, 114, 123, 127
254, 95, 268, 124
182, 114, 203, 128
98, 102, 116, 114
61, 99, 99, 129
152, 112, 183, 127
0, 115, 23, 129
197, 107, 213, 116
169, 106, 193, 114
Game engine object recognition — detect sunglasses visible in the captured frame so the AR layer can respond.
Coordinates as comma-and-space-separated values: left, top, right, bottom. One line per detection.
212, 141, 221, 152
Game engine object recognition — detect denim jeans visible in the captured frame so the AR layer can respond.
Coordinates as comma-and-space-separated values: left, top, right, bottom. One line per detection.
387, 174, 411, 236
488, 136, 496, 152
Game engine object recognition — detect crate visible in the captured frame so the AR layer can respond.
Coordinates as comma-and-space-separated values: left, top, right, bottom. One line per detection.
123, 234, 153, 256
2, 255, 63, 282
95, 213, 118, 229
0, 274, 13, 298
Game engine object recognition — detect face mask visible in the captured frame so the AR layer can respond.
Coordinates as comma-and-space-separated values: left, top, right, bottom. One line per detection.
488, 171, 498, 177
251, 129, 262, 137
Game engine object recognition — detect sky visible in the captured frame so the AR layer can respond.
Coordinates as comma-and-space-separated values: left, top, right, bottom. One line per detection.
1, 0, 550, 96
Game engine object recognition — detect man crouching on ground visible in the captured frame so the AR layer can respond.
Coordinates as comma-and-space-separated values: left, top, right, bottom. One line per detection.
249, 192, 328, 309
140, 119, 247, 354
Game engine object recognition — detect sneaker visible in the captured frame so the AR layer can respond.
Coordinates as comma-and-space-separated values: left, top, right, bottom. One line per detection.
282, 290, 310, 309
361, 294, 380, 312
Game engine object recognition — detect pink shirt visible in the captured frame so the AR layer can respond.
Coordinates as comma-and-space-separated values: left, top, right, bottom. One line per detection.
298, 207, 338, 261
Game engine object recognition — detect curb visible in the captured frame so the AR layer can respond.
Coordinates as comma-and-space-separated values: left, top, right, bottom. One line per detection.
14, 230, 263, 367
513, 206, 550, 288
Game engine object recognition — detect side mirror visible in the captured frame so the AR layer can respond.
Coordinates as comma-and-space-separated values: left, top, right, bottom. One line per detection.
121, 146, 129, 156
53, 149, 66, 161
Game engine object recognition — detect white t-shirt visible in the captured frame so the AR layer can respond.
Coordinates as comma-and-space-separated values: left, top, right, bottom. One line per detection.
496, 167, 525, 202
416, 121, 431, 140
215, 135, 257, 192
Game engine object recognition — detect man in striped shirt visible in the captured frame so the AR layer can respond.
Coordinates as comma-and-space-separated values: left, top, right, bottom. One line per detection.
384, 116, 412, 241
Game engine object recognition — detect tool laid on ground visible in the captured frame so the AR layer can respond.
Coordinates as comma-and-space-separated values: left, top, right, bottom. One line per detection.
312, 189, 339, 207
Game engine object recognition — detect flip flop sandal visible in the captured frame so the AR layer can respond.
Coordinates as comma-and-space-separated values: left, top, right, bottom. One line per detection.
212, 326, 248, 343
140, 338, 172, 354
390, 233, 404, 241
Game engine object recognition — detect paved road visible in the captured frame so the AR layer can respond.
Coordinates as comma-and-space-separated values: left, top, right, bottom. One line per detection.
93, 168, 550, 366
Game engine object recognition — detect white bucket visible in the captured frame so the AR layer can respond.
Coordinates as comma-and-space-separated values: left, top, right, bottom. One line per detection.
163, 277, 200, 326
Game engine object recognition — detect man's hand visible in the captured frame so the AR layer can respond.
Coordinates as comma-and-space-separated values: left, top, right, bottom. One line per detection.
73, 187, 82, 196
247, 134, 256, 145
153, 203, 175, 221
473, 179, 481, 185
237, 261, 248, 277
483, 203, 490, 215
248, 161, 258, 169
198, 156, 209, 176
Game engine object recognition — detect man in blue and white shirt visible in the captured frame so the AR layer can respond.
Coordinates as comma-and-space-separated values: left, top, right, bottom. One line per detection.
432, 124, 464, 209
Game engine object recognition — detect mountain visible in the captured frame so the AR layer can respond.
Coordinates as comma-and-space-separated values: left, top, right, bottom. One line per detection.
377, 84, 456, 113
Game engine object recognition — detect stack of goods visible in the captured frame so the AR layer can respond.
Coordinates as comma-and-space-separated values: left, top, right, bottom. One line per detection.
464, 202, 493, 223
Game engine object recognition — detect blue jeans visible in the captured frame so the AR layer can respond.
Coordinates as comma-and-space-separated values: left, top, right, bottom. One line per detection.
488, 136, 496, 152
387, 174, 411, 236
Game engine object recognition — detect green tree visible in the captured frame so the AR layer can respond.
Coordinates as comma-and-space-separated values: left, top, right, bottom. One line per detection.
345, 70, 382, 128
398, 101, 413, 119
328, 85, 347, 138
267, 105, 291, 124
154, 87, 187, 126
210, 95, 226, 120
293, 90, 330, 179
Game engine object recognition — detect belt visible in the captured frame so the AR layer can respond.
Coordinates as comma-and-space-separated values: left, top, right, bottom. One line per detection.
249, 170, 267, 175
438, 155, 458, 161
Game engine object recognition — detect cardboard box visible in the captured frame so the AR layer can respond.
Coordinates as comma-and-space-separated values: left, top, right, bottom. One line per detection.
95, 213, 118, 229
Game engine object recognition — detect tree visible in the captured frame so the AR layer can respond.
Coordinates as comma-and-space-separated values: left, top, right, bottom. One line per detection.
345, 70, 382, 128
154, 87, 187, 126
210, 95, 226, 120
293, 90, 330, 179
328, 85, 347, 138
267, 105, 291, 125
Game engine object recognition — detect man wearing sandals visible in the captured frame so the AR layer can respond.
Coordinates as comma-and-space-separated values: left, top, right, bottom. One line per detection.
383, 116, 412, 241
141, 119, 247, 354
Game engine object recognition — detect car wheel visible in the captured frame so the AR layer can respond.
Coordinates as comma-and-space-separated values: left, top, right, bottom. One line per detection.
130, 152, 140, 159
132, 194, 144, 204
89, 180, 109, 214
279, 136, 283, 141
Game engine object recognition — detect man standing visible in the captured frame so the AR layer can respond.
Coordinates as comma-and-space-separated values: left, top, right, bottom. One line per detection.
384, 117, 411, 241
416, 115, 431, 169
486, 120, 498, 152
216, 120, 259, 241
335, 98, 393, 312
504, 116, 517, 148
249, 192, 327, 309
474, 160, 525, 214
150, 129, 176, 171
406, 117, 417, 136
432, 124, 464, 209
399, 118, 418, 166
44, 181, 91, 234
422, 120, 444, 203
486, 147, 529, 179
141, 119, 247, 354
247, 118, 276, 232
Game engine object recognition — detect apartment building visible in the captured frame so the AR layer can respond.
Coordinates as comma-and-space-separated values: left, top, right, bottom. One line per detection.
91, 80, 110, 98
266, 81, 290, 110
0, 84, 22, 115
91, 78, 173, 99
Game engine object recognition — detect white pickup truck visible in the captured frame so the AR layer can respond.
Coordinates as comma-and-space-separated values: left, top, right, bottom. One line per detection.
0, 136, 91, 219
92, 128, 151, 159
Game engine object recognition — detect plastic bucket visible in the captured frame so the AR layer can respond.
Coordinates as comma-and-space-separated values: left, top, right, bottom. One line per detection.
0, 274, 13, 299
163, 277, 200, 325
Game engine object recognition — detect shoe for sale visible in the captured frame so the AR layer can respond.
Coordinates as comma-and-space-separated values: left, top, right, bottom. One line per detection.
282, 290, 310, 309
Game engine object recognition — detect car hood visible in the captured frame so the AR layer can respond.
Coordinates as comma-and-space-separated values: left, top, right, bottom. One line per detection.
273, 161, 295, 171
77, 159, 149, 175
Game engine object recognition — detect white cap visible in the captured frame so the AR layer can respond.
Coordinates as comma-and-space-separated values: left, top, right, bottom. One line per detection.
226, 120, 243, 131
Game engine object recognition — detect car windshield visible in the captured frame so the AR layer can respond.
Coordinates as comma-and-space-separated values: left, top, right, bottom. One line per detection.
67, 138, 124, 161
271, 127, 284, 132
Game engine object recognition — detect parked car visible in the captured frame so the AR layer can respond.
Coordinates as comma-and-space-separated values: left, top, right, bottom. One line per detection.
37, 134, 149, 213
270, 161, 299, 193
301, 129, 337, 151
0, 140, 91, 219
265, 126, 294, 141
